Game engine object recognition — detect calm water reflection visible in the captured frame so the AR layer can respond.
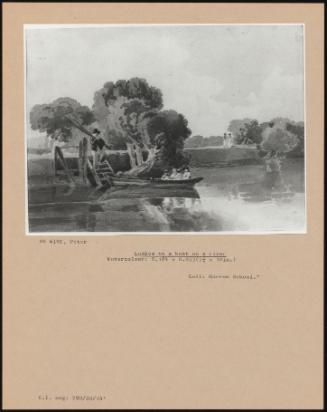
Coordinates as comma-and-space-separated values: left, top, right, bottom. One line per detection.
29, 159, 305, 233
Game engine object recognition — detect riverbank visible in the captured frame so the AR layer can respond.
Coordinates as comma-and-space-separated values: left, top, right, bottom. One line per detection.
27, 145, 304, 180
185, 145, 262, 167
27, 145, 262, 178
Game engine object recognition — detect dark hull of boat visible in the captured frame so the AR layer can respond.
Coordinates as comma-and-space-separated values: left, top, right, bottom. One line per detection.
112, 177, 203, 187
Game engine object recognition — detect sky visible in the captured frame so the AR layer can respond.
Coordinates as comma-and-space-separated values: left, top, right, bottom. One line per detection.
26, 24, 304, 136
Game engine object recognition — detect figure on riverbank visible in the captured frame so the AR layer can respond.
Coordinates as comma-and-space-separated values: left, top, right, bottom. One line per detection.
223, 132, 233, 148
90, 129, 111, 168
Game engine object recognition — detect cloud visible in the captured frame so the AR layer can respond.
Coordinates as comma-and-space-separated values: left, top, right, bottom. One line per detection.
26, 25, 304, 136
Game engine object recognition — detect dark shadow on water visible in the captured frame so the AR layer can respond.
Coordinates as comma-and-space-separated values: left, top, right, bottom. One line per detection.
139, 196, 224, 232
28, 192, 224, 232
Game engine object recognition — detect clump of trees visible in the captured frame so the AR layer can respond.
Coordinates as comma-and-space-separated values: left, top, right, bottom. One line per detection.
227, 117, 304, 157
143, 110, 191, 175
30, 97, 95, 142
92, 78, 191, 176
261, 125, 298, 153
228, 118, 271, 145
184, 117, 304, 157
227, 118, 254, 142
93, 78, 163, 148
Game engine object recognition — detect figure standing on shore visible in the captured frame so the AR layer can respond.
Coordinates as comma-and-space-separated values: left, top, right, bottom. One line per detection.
223, 133, 227, 148
227, 133, 233, 148
90, 128, 111, 168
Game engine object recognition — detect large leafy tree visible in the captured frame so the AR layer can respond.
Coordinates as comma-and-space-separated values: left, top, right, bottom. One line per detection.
259, 118, 303, 156
261, 126, 298, 154
93, 78, 191, 176
145, 110, 191, 168
30, 97, 95, 142
93, 78, 163, 149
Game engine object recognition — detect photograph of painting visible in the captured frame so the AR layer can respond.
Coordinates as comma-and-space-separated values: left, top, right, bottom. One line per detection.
26, 24, 305, 233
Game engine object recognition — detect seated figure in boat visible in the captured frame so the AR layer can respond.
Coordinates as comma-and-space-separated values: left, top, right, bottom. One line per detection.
174, 168, 184, 180
182, 166, 191, 180
169, 168, 178, 179
161, 170, 170, 180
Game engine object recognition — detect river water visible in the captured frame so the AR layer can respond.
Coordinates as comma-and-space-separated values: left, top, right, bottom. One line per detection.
28, 158, 305, 233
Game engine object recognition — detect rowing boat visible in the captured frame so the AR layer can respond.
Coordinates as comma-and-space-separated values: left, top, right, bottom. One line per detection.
112, 176, 203, 187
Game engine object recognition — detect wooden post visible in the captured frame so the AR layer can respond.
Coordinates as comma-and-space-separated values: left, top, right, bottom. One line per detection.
86, 159, 102, 187
54, 146, 75, 184
135, 145, 143, 166
78, 140, 83, 178
126, 143, 136, 168
78, 137, 88, 184
82, 137, 88, 184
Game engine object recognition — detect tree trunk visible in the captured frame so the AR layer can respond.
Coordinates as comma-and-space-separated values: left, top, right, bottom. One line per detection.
134, 145, 143, 166
126, 143, 137, 168
123, 146, 159, 177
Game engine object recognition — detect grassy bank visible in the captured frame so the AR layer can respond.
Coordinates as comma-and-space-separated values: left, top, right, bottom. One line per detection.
185, 146, 262, 167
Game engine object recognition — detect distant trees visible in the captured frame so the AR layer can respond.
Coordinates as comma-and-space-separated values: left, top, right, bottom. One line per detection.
227, 119, 254, 142
227, 119, 265, 145
241, 120, 263, 144
184, 135, 205, 148
184, 117, 304, 158
184, 135, 224, 148
285, 121, 304, 156
226, 117, 304, 156
30, 97, 95, 142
